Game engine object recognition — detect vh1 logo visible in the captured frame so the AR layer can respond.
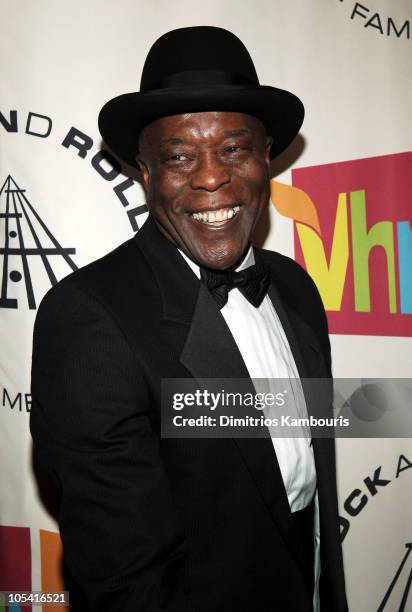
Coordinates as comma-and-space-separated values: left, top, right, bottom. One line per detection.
271, 151, 412, 336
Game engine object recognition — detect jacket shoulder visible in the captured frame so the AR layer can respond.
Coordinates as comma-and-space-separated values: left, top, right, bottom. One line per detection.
37, 234, 154, 315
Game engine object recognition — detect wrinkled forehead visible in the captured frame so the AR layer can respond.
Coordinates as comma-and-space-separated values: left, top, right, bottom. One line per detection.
138, 111, 267, 152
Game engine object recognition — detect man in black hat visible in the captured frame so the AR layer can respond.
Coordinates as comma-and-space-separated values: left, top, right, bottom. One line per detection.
30, 26, 347, 611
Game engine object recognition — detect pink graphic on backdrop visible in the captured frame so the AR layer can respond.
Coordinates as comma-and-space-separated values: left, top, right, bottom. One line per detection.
0, 525, 32, 611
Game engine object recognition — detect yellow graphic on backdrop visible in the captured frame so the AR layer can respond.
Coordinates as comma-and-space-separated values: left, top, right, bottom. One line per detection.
270, 181, 349, 311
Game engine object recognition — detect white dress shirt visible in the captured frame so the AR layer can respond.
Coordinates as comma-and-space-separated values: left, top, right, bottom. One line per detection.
178, 244, 321, 610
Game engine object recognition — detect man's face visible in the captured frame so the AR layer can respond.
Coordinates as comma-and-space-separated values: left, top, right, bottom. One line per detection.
136, 111, 272, 269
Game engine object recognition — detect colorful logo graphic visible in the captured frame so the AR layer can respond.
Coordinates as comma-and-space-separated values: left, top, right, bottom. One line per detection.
0, 175, 77, 310
271, 151, 412, 336
0, 526, 64, 611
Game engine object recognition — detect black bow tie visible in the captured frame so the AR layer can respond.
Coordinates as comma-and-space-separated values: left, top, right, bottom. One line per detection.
200, 261, 271, 309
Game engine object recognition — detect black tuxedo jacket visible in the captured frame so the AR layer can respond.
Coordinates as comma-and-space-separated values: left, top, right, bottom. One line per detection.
30, 214, 347, 612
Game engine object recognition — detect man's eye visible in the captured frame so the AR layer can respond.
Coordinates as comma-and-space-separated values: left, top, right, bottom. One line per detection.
226, 146, 241, 153
168, 153, 189, 161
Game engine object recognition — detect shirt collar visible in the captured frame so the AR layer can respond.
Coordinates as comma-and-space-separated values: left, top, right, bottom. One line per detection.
178, 244, 255, 279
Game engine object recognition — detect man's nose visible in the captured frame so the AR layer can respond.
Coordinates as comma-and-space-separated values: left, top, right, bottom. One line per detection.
190, 153, 231, 191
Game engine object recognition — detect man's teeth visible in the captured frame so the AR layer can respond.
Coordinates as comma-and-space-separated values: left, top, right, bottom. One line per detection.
192, 206, 240, 222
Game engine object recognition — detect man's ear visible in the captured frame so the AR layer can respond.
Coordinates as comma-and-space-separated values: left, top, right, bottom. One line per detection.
265, 136, 273, 166
136, 155, 150, 194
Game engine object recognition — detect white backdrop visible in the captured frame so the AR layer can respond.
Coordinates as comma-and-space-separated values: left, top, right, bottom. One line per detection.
1, 1, 411, 610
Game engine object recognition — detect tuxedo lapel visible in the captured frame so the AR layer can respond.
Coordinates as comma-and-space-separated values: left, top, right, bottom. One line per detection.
180, 283, 251, 379
256, 248, 328, 382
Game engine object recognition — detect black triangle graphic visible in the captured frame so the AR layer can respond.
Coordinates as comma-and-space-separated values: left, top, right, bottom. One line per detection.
0, 175, 77, 309
378, 543, 412, 611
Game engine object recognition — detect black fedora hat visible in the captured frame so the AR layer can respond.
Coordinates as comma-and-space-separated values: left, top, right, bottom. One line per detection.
98, 26, 304, 167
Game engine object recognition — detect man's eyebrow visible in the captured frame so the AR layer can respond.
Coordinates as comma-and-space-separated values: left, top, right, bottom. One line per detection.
222, 128, 252, 138
160, 137, 185, 145
159, 129, 252, 145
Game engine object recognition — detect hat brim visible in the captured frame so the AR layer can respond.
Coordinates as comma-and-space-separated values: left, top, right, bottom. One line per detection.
98, 84, 304, 167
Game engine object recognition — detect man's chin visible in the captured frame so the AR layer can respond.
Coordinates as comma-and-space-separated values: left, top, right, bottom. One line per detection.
189, 247, 249, 271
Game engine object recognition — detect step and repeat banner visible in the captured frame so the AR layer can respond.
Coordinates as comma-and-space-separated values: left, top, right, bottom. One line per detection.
1, 1, 411, 610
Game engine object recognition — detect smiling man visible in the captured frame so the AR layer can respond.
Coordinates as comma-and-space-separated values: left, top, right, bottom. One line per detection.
137, 111, 271, 269
30, 26, 348, 612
